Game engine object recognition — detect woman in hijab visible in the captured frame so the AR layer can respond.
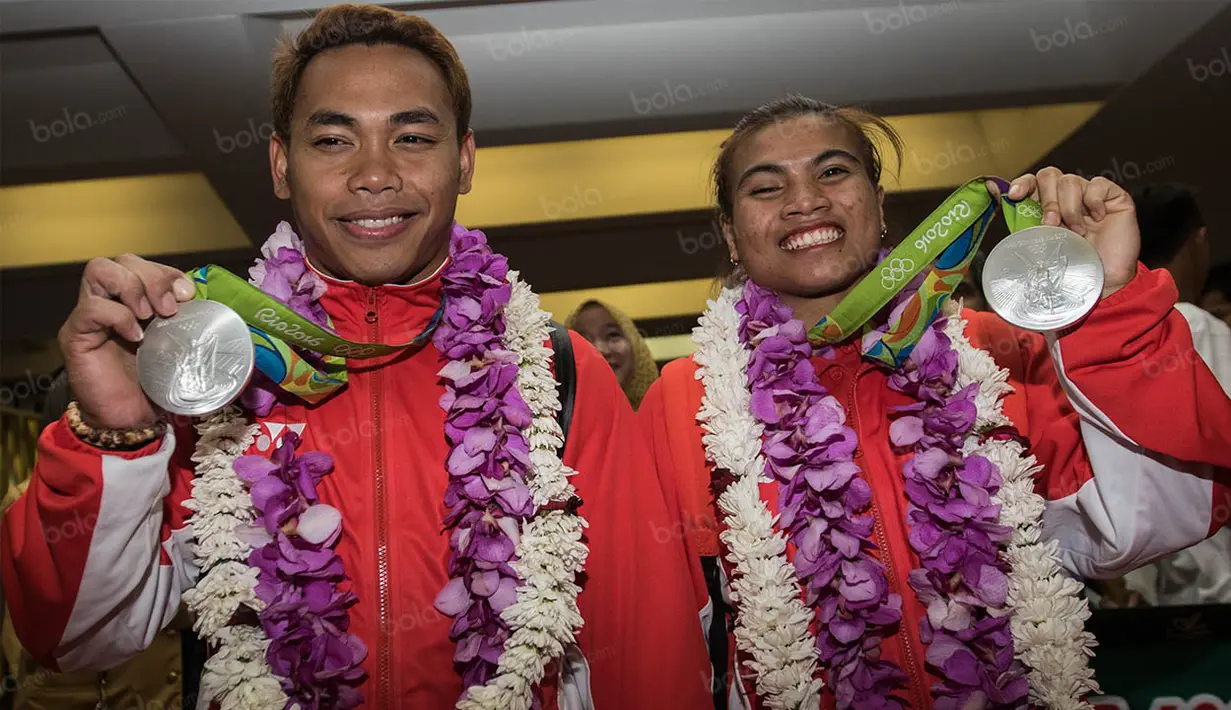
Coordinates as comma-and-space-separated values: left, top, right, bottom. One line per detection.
566, 299, 660, 410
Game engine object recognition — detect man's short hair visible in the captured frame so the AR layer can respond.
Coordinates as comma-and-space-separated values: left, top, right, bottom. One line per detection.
1132, 183, 1206, 269
270, 3, 471, 143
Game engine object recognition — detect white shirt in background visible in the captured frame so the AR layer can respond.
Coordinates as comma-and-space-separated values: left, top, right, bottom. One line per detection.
1122, 302, 1231, 606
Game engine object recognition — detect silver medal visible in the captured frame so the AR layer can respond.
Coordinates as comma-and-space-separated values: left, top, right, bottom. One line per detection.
137, 300, 255, 416
981, 225, 1104, 332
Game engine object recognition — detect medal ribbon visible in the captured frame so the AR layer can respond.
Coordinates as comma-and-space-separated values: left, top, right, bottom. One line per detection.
808, 176, 1044, 367
187, 265, 443, 404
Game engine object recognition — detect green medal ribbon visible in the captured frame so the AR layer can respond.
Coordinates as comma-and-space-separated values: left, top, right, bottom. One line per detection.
808, 176, 1044, 368
187, 265, 444, 404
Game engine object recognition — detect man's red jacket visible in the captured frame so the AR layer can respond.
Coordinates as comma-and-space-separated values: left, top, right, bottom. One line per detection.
2, 261, 713, 709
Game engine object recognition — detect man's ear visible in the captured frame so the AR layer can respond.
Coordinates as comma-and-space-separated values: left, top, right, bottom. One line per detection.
271, 133, 291, 200
458, 130, 476, 195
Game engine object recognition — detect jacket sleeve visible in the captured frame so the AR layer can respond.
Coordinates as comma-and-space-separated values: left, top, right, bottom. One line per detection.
1005, 264, 1231, 579
0, 416, 198, 672
561, 332, 712, 710
637, 370, 715, 609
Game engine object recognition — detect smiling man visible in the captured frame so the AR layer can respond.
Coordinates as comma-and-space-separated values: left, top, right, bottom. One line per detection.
1, 5, 712, 709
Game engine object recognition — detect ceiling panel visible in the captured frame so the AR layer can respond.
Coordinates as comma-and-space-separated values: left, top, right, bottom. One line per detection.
0, 35, 186, 181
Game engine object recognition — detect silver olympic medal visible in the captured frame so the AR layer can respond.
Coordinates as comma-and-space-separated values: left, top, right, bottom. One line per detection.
981, 225, 1104, 332
137, 300, 255, 417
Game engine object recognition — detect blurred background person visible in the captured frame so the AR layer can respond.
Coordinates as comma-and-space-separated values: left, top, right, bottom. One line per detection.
566, 300, 659, 410
1105, 183, 1231, 608
1202, 262, 1231, 326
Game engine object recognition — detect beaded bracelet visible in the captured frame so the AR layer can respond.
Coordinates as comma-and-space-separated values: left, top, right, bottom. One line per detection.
65, 401, 166, 450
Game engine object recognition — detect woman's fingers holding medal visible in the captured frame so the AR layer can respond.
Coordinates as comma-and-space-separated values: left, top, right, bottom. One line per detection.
1004, 168, 1088, 233
1003, 167, 1132, 234
1004, 167, 1141, 298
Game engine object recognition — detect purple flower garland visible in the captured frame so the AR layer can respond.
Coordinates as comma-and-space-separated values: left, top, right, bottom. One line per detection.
235, 434, 367, 709
431, 224, 538, 699
886, 320, 1029, 709
229, 222, 367, 709
738, 281, 909, 709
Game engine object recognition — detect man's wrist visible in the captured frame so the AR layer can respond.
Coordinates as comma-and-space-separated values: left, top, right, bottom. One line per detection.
66, 401, 165, 450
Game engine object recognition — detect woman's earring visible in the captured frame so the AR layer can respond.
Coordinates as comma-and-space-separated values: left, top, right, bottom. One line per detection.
730, 256, 740, 265
880, 225, 888, 240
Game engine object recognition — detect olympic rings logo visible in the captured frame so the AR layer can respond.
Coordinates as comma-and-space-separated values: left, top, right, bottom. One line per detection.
1016, 202, 1042, 219
333, 343, 380, 358
880, 257, 916, 289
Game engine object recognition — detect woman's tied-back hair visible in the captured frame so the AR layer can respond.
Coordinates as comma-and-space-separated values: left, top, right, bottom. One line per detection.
711, 95, 905, 284
270, 3, 472, 143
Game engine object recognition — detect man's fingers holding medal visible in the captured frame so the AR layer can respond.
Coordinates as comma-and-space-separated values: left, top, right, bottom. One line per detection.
73, 255, 196, 345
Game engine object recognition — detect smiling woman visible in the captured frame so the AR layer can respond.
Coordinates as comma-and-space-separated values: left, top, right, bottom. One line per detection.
639, 94, 1231, 710
565, 299, 659, 409
712, 98, 903, 325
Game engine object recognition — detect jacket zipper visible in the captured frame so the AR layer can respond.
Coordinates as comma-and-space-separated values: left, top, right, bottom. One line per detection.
848, 367, 927, 710
368, 289, 392, 707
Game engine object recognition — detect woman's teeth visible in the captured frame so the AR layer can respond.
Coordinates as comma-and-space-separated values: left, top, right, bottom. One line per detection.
348, 216, 406, 228
781, 227, 843, 251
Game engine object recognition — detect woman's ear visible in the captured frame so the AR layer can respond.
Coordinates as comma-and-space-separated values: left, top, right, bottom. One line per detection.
721, 216, 739, 263
876, 184, 886, 234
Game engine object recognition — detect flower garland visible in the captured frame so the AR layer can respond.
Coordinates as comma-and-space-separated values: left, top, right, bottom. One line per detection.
184, 223, 366, 710
885, 319, 1027, 707
456, 270, 589, 710
692, 286, 822, 710
944, 314, 1098, 710
693, 282, 1096, 709
185, 222, 588, 710
737, 281, 907, 708
183, 407, 290, 710
432, 223, 589, 709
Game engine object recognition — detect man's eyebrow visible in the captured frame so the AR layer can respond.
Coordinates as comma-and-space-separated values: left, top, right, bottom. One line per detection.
390, 108, 442, 127
305, 109, 356, 129
303, 108, 443, 130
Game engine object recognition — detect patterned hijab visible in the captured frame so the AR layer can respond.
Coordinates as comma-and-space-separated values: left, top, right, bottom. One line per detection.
565, 299, 660, 410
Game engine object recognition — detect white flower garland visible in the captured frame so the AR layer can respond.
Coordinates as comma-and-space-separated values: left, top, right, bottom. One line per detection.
183, 406, 289, 710
184, 271, 587, 710
693, 284, 1097, 709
